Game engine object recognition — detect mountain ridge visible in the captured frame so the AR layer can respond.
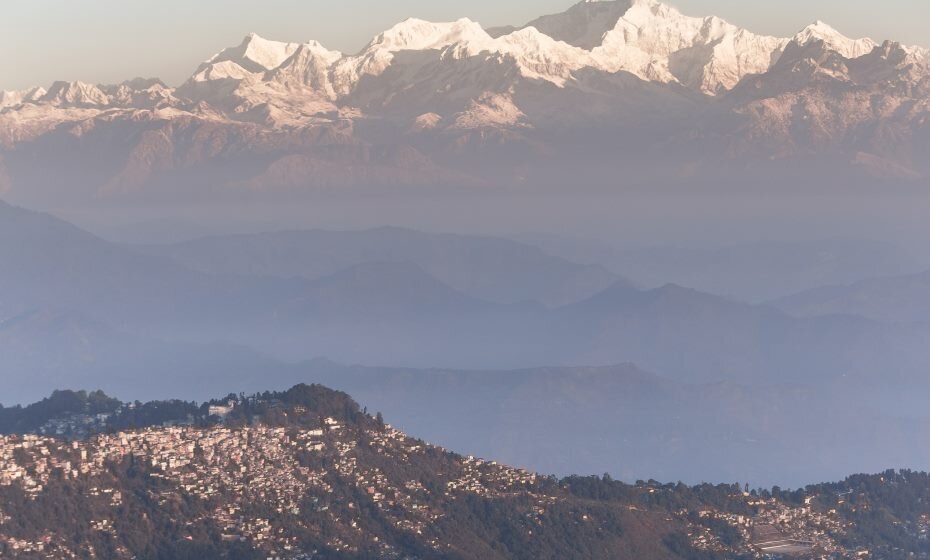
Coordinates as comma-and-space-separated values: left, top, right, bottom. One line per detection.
2, 383, 930, 559
1, 0, 929, 203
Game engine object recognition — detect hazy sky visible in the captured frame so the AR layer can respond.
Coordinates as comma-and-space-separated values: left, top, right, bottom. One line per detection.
1, 0, 926, 91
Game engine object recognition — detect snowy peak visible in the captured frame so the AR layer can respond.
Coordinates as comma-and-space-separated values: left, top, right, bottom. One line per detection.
191, 33, 305, 83
485, 0, 792, 93
3, 1, 924, 105
329, 18, 497, 95
753, 22, 881, 87
104, 79, 176, 109
581, 0, 787, 93
41, 81, 110, 107
872, 41, 929, 67
17, 87, 49, 107
2, 0, 930, 184
842, 40, 930, 86
0, 90, 24, 110
492, 27, 594, 85
267, 41, 342, 95
363, 18, 491, 53
166, 1, 918, 103
792, 21, 877, 59
523, 0, 640, 50
225, 32, 303, 71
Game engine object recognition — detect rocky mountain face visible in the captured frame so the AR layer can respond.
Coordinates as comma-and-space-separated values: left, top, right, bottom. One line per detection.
1, 0, 928, 205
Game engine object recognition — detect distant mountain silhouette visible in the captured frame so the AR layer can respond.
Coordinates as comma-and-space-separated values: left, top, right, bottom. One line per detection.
152, 226, 619, 307
774, 270, 930, 324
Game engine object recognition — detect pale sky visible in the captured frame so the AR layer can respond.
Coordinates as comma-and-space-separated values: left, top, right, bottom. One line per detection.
1, 0, 926, 91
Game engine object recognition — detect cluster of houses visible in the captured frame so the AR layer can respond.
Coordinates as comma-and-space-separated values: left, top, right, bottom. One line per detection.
687, 494, 858, 558
0, 434, 85, 494
0, 409, 554, 559
447, 455, 537, 496
3, 409, 907, 559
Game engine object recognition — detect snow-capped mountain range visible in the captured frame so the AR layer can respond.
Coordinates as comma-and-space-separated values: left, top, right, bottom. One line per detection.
1, 0, 928, 203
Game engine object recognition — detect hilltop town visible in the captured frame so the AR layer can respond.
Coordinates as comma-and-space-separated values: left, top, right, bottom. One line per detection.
0, 385, 928, 559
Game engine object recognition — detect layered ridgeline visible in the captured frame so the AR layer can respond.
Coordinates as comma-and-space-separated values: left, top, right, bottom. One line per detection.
7, 198, 930, 487
1, 384, 929, 559
2, 0, 930, 205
